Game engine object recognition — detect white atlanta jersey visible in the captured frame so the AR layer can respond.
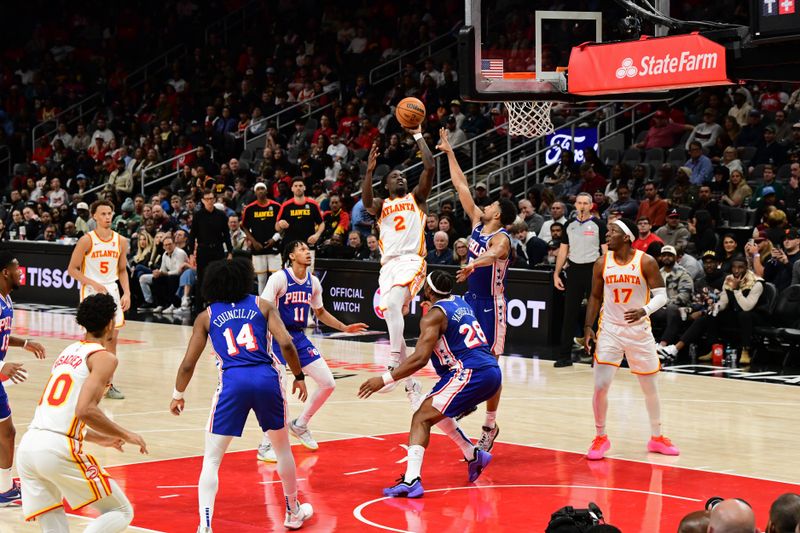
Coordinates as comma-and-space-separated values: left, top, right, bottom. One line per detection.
29, 341, 106, 441
377, 193, 426, 264
81, 230, 122, 287
600, 249, 650, 327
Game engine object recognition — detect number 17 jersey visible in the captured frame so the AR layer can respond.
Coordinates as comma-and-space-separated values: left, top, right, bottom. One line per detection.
601, 249, 650, 327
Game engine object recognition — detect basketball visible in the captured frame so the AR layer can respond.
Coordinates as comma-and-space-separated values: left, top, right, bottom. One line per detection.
395, 97, 426, 128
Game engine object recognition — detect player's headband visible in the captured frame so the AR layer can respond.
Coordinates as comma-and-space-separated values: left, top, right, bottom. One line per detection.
613, 219, 635, 241
426, 273, 450, 295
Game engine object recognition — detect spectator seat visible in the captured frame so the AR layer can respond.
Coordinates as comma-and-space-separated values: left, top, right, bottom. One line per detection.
752, 284, 800, 369
644, 148, 665, 165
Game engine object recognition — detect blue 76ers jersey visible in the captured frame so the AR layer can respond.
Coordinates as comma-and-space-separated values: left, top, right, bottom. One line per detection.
430, 296, 498, 377
0, 295, 12, 362
467, 224, 511, 297
207, 295, 274, 370
277, 269, 314, 332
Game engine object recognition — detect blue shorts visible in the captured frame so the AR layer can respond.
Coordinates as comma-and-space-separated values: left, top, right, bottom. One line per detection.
0, 382, 9, 420
427, 365, 502, 418
272, 331, 321, 368
464, 292, 507, 356
207, 365, 285, 437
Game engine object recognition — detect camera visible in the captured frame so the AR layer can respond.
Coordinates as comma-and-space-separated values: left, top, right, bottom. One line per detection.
545, 503, 604, 533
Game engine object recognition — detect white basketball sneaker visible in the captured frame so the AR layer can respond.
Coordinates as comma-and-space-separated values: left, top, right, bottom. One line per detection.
289, 419, 319, 451
284, 502, 314, 529
405, 378, 422, 411
257, 442, 277, 463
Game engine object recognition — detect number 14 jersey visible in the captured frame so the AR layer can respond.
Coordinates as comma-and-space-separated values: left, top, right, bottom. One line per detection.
430, 296, 498, 377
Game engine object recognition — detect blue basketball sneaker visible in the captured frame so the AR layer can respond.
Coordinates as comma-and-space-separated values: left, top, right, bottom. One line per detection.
0, 480, 21, 507
383, 476, 424, 498
467, 449, 492, 482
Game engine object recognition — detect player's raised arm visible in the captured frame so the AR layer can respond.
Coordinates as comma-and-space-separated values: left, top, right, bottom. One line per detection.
170, 312, 211, 415
68, 234, 107, 294
582, 256, 607, 354
624, 254, 667, 324
77, 350, 148, 453
359, 307, 446, 398
437, 128, 481, 224
261, 299, 307, 402
362, 142, 383, 216
410, 126, 434, 205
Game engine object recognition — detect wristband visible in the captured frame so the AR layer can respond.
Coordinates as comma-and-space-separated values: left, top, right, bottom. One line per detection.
753, 253, 760, 258
294, 372, 305, 381
172, 388, 184, 401
382, 371, 395, 386
23, 339, 28, 349
272, 232, 282, 241
412, 133, 423, 141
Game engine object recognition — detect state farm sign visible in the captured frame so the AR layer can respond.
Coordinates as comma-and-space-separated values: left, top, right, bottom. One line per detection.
568, 33, 730, 95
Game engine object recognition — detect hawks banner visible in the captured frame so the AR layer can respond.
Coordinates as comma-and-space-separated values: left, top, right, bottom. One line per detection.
567, 33, 730, 96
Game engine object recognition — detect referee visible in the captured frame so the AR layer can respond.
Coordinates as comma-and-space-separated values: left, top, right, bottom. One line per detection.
241, 182, 282, 293
553, 192, 607, 367
188, 189, 232, 313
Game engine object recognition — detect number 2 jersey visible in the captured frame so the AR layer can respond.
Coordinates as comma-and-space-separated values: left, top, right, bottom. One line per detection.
261, 269, 323, 366
430, 296, 499, 377
377, 193, 426, 264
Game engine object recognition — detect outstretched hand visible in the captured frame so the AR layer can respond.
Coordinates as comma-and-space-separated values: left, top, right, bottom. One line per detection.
436, 128, 452, 153
456, 263, 475, 283
367, 142, 379, 173
344, 323, 369, 334
358, 377, 385, 399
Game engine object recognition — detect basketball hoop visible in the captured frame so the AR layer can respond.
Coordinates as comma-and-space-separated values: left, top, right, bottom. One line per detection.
504, 100, 554, 138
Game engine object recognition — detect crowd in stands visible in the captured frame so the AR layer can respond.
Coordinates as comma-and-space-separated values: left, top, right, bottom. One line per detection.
2, 0, 800, 368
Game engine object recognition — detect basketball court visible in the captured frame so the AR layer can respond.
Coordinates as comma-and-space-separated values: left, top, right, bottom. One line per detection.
1, 307, 799, 532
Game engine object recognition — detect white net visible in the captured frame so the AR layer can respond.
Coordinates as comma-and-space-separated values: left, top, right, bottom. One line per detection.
505, 100, 554, 138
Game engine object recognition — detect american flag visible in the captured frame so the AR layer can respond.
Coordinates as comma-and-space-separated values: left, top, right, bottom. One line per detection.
481, 59, 504, 79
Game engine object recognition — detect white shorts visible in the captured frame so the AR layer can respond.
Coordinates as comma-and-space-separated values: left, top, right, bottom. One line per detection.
252, 254, 282, 275
595, 320, 660, 375
378, 255, 426, 311
81, 282, 124, 328
17, 429, 115, 521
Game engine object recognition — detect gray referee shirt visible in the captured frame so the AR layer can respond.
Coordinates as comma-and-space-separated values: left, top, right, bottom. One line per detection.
562, 217, 607, 265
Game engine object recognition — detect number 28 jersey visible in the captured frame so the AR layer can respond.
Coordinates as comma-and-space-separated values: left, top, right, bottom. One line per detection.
378, 194, 426, 264
430, 296, 498, 377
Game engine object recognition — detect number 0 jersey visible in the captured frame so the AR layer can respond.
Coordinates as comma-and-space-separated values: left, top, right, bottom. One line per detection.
29, 341, 106, 442
207, 295, 274, 370
378, 193, 426, 264
430, 296, 498, 377
81, 230, 122, 287
601, 249, 650, 327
